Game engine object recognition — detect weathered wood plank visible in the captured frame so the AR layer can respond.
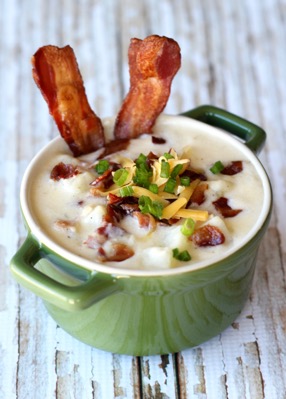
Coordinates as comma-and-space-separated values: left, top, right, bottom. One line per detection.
140, 355, 179, 398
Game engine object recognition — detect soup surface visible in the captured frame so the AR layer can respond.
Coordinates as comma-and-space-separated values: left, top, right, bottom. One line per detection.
30, 116, 264, 270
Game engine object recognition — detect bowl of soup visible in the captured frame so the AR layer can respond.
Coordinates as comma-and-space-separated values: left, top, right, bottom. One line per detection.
10, 105, 272, 355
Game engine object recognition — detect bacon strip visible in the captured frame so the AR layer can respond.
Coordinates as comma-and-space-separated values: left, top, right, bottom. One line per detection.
32, 45, 105, 156
114, 35, 181, 139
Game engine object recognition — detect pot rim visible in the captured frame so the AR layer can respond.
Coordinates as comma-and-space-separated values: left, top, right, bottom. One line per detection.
20, 114, 272, 277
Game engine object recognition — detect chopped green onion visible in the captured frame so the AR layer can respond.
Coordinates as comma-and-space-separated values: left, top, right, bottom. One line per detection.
113, 168, 128, 186
119, 186, 134, 197
134, 153, 152, 188
181, 218, 196, 237
136, 153, 148, 167
149, 183, 159, 194
210, 160, 224, 174
163, 152, 174, 160
133, 167, 152, 188
95, 159, 110, 175
164, 178, 176, 194
171, 164, 183, 179
180, 176, 191, 186
172, 248, 191, 262
138, 196, 163, 218
172, 248, 180, 259
160, 160, 170, 178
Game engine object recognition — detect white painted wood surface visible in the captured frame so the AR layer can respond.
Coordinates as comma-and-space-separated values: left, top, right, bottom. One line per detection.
0, 0, 285, 398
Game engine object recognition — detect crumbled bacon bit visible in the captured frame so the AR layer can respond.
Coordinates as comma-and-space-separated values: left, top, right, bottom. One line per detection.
105, 204, 125, 223
146, 151, 159, 161
190, 183, 208, 205
213, 197, 242, 218
108, 193, 123, 205
181, 169, 207, 182
132, 211, 156, 230
50, 162, 79, 180
90, 162, 120, 190
104, 195, 139, 223
221, 161, 243, 176
191, 225, 225, 247
90, 169, 113, 189
98, 243, 134, 262
152, 136, 166, 144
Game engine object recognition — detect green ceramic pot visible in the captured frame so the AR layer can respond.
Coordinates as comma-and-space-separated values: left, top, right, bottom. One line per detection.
10, 105, 272, 356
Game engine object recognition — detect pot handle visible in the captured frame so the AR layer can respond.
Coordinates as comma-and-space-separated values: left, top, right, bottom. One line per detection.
181, 105, 266, 154
10, 234, 120, 312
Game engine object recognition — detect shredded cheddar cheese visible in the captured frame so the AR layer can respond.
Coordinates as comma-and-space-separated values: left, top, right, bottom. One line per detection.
91, 147, 210, 231
162, 197, 187, 219
174, 209, 209, 221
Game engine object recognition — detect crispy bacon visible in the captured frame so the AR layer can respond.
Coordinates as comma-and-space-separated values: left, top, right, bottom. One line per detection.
32, 45, 105, 156
213, 197, 242, 218
90, 162, 120, 190
221, 161, 243, 176
114, 35, 181, 139
90, 169, 113, 189
181, 169, 207, 182
190, 183, 208, 205
97, 243, 134, 262
50, 162, 79, 180
105, 195, 139, 223
152, 136, 166, 144
191, 225, 225, 247
132, 211, 156, 230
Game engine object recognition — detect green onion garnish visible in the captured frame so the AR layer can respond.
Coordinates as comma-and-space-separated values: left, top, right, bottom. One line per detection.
180, 176, 191, 186
149, 183, 159, 194
138, 196, 163, 218
119, 186, 134, 197
172, 248, 191, 262
181, 218, 196, 237
134, 153, 152, 188
133, 167, 152, 188
160, 160, 170, 178
171, 164, 183, 179
113, 168, 128, 186
210, 160, 224, 174
95, 159, 110, 175
136, 153, 148, 167
164, 178, 176, 194
163, 152, 174, 160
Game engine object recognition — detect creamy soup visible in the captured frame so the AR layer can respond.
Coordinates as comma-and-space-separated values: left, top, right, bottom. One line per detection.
30, 115, 264, 270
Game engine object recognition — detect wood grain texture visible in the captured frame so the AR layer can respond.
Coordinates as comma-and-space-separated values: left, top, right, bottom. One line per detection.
0, 0, 285, 398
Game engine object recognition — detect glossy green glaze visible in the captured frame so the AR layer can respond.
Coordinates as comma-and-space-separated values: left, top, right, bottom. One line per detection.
10, 106, 272, 355
42, 212, 269, 356
181, 105, 266, 154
